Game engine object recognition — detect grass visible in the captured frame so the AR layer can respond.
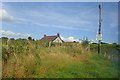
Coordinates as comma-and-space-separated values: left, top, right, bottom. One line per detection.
1, 39, 119, 78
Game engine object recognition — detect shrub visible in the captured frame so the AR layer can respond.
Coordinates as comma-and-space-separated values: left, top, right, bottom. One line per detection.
2, 46, 8, 62
81, 37, 90, 48
28, 36, 32, 41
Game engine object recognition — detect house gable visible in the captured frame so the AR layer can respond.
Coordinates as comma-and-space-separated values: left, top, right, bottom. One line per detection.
53, 37, 63, 43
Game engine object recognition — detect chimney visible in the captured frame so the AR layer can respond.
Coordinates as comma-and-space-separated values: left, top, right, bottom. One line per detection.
57, 33, 60, 37
44, 34, 46, 37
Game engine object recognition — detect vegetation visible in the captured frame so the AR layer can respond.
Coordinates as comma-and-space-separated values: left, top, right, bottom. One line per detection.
1, 37, 119, 78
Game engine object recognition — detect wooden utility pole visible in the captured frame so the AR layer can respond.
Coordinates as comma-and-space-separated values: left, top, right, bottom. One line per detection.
97, 1, 102, 54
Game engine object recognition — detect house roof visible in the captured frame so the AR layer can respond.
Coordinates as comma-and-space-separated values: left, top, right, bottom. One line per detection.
40, 35, 58, 41
40, 33, 64, 42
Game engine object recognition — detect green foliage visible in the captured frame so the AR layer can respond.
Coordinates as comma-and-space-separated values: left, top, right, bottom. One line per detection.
2, 37, 119, 78
28, 36, 32, 41
2, 45, 8, 61
1, 37, 8, 45
90, 44, 119, 54
81, 37, 90, 48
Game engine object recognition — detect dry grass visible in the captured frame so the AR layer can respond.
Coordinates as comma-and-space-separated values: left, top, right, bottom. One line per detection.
2, 42, 119, 78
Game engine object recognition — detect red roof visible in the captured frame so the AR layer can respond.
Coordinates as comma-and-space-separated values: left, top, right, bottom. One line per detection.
40, 33, 64, 42
40, 35, 58, 41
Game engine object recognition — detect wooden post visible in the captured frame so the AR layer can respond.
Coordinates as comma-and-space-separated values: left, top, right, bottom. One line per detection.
98, 1, 102, 54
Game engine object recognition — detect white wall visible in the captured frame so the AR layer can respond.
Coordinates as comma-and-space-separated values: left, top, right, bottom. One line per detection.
53, 37, 63, 43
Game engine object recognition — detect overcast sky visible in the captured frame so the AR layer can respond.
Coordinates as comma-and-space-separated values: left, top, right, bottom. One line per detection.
0, 2, 118, 43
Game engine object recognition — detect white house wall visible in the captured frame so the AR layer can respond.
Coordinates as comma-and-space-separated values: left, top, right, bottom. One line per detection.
53, 37, 62, 43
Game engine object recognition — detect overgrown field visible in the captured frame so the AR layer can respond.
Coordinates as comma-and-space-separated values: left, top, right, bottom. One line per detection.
1, 38, 119, 78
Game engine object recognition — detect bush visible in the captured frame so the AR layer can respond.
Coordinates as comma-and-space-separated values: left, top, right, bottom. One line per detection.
81, 37, 90, 49
2, 46, 8, 61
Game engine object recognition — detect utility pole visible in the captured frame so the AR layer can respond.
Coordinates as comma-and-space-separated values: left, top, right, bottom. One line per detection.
96, 1, 102, 54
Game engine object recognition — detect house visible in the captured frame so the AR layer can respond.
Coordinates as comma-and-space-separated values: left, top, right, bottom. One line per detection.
40, 33, 64, 43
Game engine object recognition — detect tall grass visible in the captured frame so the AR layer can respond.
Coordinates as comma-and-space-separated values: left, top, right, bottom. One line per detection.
2, 39, 119, 78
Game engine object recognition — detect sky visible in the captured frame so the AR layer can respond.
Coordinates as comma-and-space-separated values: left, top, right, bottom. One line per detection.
2, 0, 120, 2
0, 2, 118, 43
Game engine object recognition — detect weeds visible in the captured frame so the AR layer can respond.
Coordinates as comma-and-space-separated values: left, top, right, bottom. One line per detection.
1, 38, 119, 78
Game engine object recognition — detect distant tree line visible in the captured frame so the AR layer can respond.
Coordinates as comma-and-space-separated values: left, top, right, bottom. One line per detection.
0, 36, 119, 45
0, 36, 35, 41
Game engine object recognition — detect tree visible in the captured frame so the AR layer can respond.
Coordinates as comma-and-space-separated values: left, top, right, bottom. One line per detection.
1, 37, 8, 45
10, 38, 15, 40
81, 37, 90, 48
28, 36, 32, 41
32, 39, 35, 41
113, 43, 117, 45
